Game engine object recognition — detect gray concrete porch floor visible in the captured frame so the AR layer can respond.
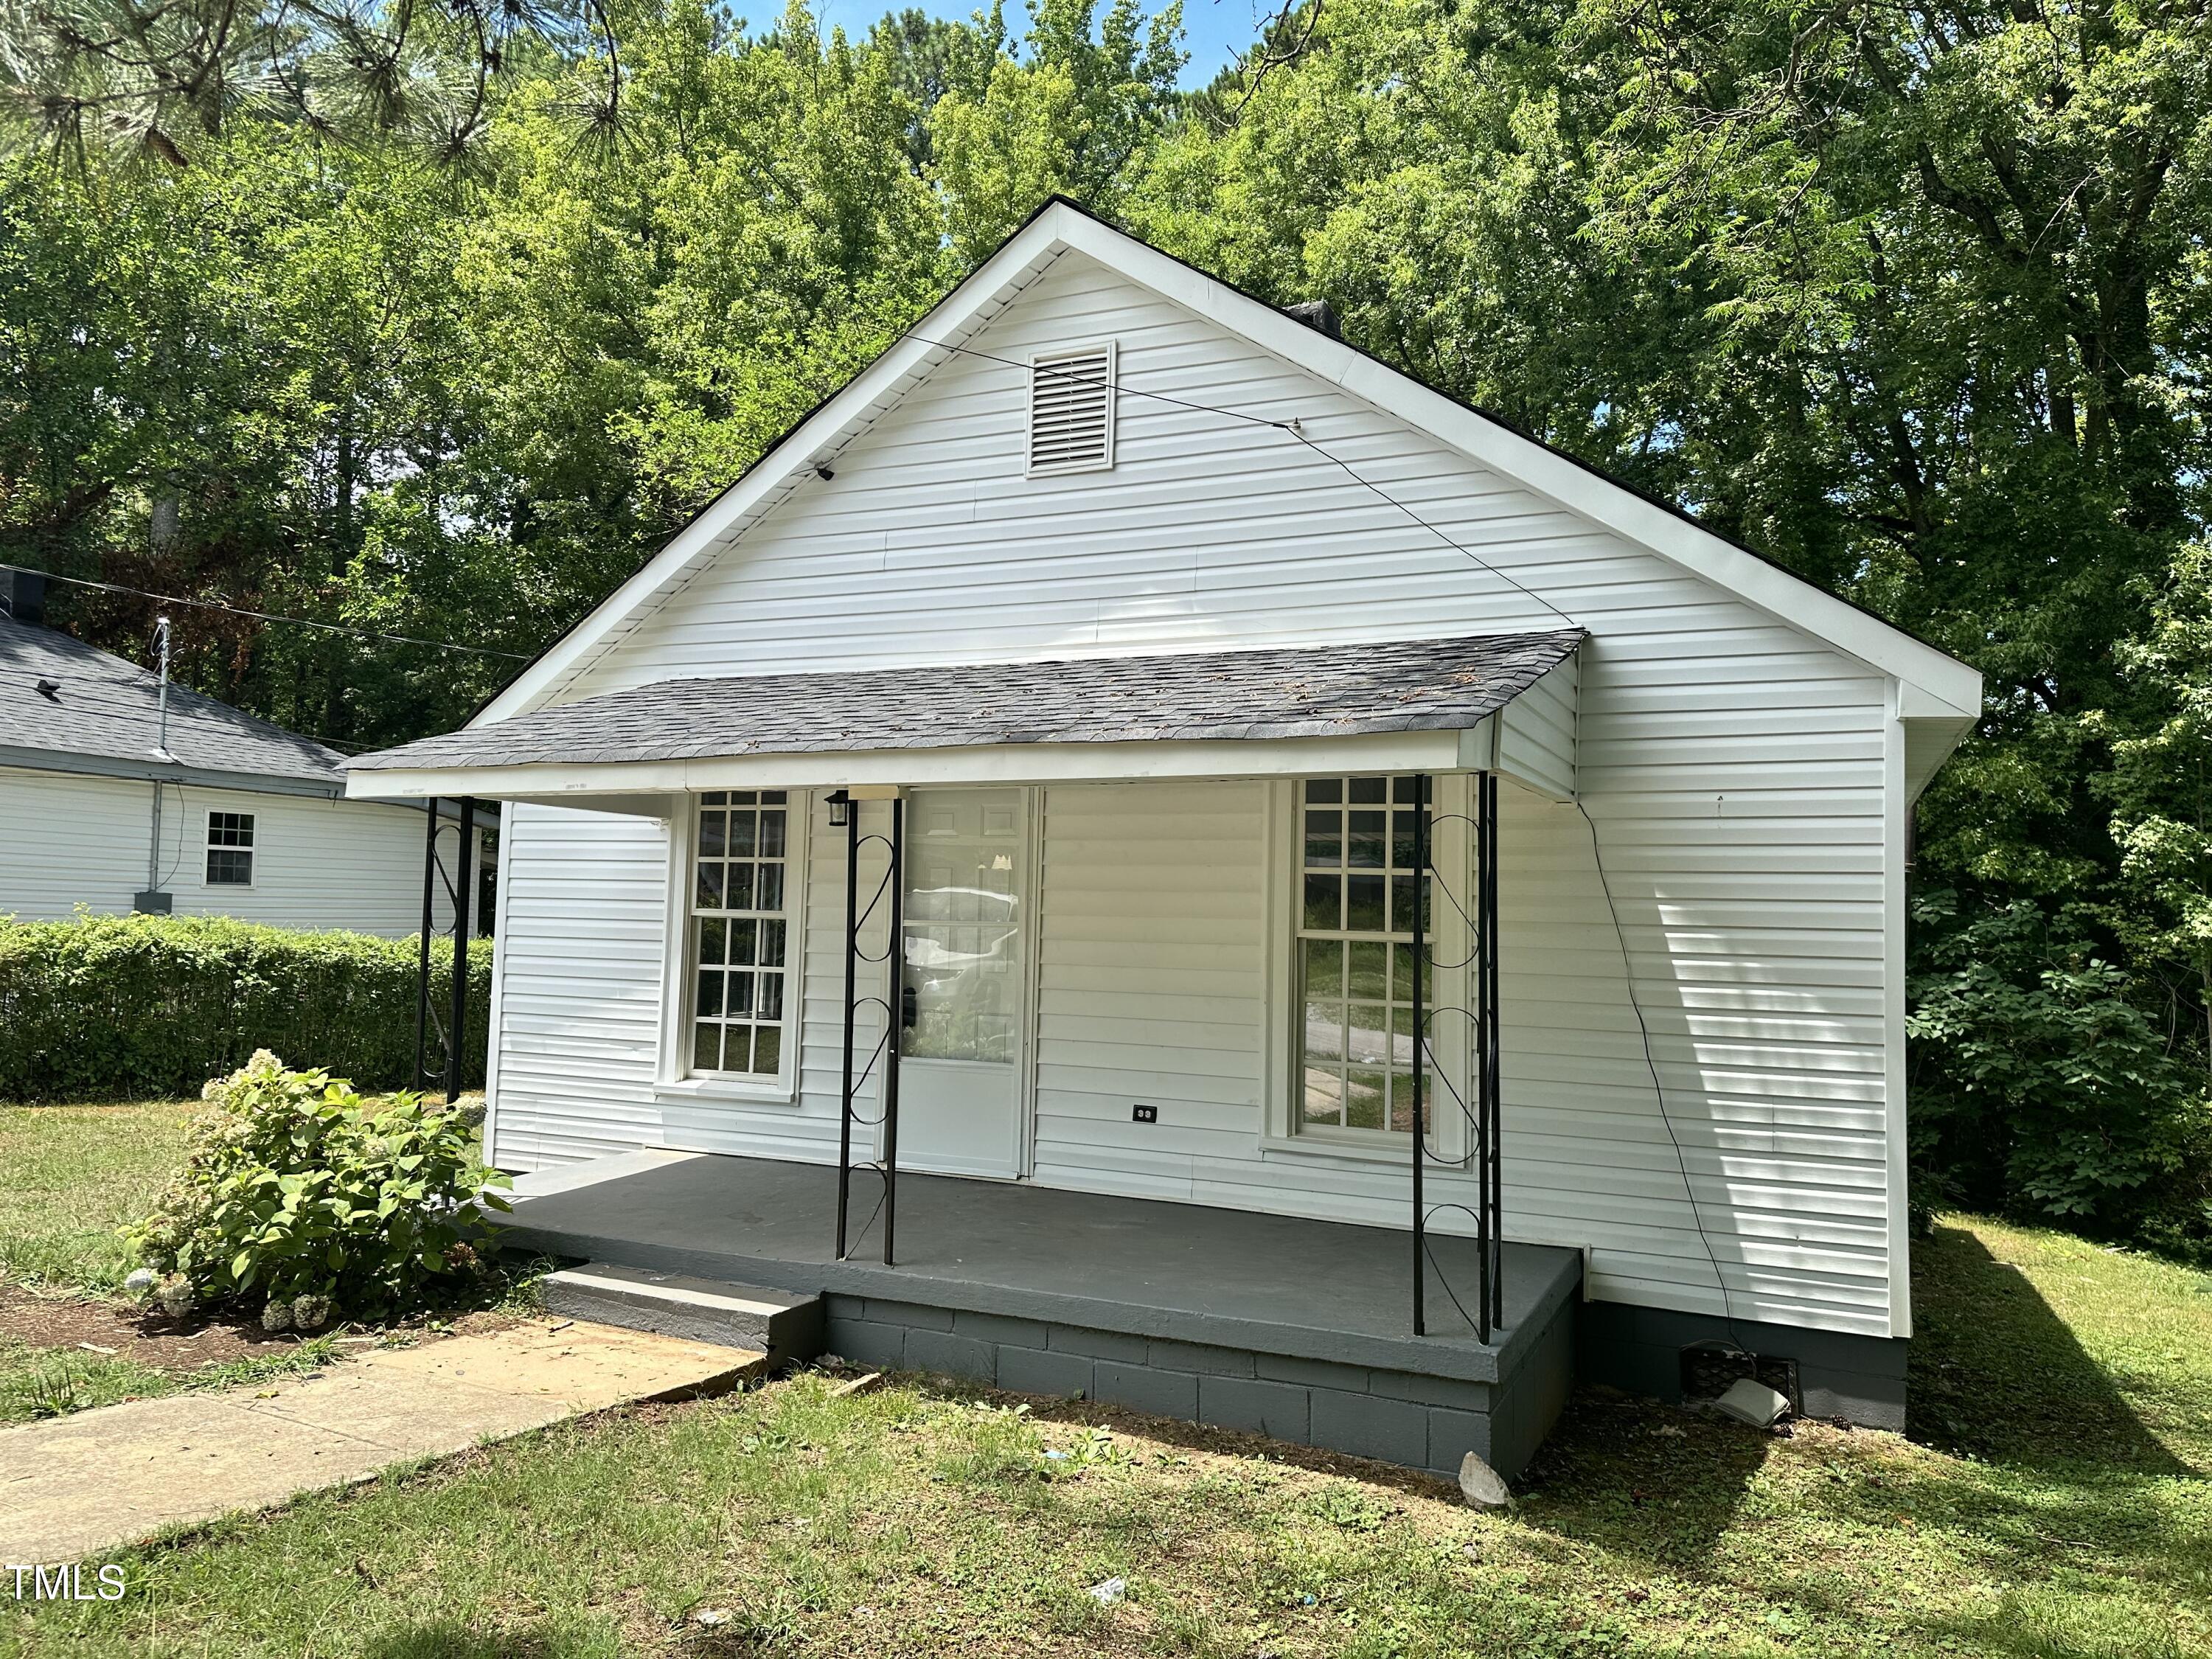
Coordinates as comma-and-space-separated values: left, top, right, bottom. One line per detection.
499, 1152, 1580, 1385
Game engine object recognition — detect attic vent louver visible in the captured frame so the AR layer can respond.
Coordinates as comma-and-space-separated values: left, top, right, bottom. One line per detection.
1027, 343, 1116, 476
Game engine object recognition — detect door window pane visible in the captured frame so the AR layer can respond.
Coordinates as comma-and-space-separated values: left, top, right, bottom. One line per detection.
901, 789, 1023, 1064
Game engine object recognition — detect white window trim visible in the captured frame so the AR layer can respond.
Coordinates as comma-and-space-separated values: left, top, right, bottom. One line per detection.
1260, 774, 1474, 1164
1025, 338, 1117, 477
201, 809, 257, 891
655, 788, 810, 1106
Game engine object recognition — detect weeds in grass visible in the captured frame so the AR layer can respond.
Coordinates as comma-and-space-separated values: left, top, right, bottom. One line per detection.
0, 1340, 169, 1422
934, 1399, 1046, 1486
0, 1332, 344, 1425
1040, 1425, 1135, 1478
1308, 1484, 1397, 1532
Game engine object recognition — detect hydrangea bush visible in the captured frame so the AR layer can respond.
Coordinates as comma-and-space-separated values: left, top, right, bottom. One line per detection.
127, 1051, 512, 1329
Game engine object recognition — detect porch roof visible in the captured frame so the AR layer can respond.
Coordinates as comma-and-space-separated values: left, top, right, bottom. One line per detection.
342, 629, 1583, 804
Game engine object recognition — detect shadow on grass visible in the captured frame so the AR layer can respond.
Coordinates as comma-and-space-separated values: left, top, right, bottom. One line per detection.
1910, 1222, 2192, 1478
1516, 1387, 1775, 1571
358, 1617, 616, 1659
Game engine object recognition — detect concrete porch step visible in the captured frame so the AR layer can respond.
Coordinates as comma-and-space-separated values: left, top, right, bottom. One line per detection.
540, 1264, 824, 1370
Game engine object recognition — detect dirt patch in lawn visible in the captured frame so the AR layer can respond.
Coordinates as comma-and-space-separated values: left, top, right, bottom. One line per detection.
0, 1284, 518, 1374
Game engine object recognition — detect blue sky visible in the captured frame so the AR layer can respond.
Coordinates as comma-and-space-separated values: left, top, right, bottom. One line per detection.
813, 0, 1270, 88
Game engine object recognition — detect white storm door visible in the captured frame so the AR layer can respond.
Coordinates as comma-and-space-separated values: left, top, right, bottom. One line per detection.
897, 787, 1029, 1179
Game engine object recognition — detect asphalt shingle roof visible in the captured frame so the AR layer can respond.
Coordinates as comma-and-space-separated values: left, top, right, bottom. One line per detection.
1, 617, 346, 790
347, 630, 1585, 773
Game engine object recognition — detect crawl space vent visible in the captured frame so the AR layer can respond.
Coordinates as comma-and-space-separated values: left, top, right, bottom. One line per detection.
1027, 343, 1116, 475
1681, 1348, 1801, 1414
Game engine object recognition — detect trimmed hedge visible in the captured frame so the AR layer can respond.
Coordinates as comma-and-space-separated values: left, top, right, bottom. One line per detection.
0, 914, 492, 1103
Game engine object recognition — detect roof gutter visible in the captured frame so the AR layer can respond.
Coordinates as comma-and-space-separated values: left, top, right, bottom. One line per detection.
2, 745, 494, 819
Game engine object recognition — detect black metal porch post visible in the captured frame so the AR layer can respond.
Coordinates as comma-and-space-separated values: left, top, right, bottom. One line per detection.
1483, 769, 1503, 1331
882, 795, 905, 1267
414, 799, 440, 1091
445, 798, 476, 1102
837, 799, 860, 1259
1476, 771, 1492, 1341
1411, 773, 1428, 1338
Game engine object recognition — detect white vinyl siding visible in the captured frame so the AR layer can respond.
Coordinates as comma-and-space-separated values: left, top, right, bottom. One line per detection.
0, 766, 469, 936
486, 803, 669, 1166
1032, 781, 1269, 1198
1495, 649, 1578, 801
489, 249, 1909, 1338
488, 795, 884, 1171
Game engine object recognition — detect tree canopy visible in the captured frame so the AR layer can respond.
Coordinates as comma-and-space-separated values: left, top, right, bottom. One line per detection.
2, 0, 2207, 1250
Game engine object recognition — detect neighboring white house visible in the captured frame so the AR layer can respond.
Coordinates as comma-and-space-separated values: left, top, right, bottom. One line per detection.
1, 577, 486, 935
343, 200, 1981, 1428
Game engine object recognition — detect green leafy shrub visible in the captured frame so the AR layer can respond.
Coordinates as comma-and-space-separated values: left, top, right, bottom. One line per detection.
1909, 892, 2211, 1248
125, 1051, 511, 1324
0, 914, 489, 1103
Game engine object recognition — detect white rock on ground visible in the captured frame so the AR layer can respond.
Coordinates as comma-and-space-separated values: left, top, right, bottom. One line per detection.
1458, 1452, 1514, 1512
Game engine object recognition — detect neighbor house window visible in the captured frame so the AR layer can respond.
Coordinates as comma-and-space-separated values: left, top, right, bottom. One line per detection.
1295, 776, 1431, 1135
205, 811, 254, 886
689, 790, 791, 1078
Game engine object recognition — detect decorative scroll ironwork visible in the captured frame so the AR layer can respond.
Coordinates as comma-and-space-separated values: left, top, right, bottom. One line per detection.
837, 797, 905, 1263
413, 798, 476, 1100
1410, 772, 1503, 1341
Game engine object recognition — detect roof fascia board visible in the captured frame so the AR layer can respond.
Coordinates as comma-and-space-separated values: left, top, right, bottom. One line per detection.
1050, 212, 1983, 717
475, 219, 1073, 726
1, 749, 487, 818
0, 747, 342, 799
346, 727, 1499, 801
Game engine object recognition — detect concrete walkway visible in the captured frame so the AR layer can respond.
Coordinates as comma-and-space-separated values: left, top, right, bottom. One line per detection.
0, 1318, 762, 1562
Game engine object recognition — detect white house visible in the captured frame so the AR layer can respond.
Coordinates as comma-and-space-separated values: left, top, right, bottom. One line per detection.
344, 201, 1980, 1474
1, 576, 485, 936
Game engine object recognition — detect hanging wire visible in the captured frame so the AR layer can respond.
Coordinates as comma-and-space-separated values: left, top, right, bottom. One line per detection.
899, 333, 1580, 629
0, 563, 533, 660
1573, 799, 1756, 1358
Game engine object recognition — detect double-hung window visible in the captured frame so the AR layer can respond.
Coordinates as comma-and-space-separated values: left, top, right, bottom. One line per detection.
1295, 776, 1433, 1136
205, 811, 254, 886
688, 790, 793, 1079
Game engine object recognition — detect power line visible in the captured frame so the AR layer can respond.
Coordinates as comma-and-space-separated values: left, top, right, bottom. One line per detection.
1284, 427, 1579, 628
1574, 797, 1754, 1359
0, 563, 533, 661
905, 331, 1293, 430
901, 331, 1581, 629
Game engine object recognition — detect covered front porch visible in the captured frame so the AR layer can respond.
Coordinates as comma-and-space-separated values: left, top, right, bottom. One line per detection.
501, 1148, 1583, 1479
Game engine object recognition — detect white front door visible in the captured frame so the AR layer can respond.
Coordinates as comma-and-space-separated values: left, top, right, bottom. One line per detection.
897, 787, 1029, 1179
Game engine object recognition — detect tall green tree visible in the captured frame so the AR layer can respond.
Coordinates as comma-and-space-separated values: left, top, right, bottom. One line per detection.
8, 0, 2210, 1247
1128, 0, 2212, 1244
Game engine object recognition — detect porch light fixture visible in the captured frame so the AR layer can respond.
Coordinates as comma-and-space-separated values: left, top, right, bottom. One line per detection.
825, 789, 852, 827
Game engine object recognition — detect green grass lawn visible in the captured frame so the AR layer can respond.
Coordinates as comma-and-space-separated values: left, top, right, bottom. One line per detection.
0, 1335, 341, 1426
0, 1102, 190, 1293
0, 1099, 352, 1425
0, 1211, 2202, 1658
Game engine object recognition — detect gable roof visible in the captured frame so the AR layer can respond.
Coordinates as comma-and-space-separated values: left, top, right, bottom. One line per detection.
0, 616, 349, 796
476, 197, 1981, 728
350, 630, 1585, 773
